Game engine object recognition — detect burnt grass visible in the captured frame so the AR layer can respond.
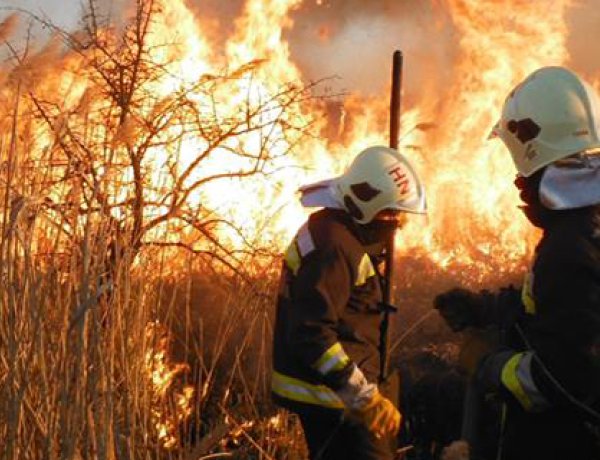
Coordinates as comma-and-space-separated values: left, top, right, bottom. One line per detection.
153, 252, 525, 458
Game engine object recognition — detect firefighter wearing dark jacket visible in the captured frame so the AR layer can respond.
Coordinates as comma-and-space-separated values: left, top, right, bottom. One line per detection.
435, 67, 600, 460
272, 146, 427, 460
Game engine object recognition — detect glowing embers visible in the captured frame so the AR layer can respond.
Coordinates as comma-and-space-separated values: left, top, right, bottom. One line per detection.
144, 321, 195, 450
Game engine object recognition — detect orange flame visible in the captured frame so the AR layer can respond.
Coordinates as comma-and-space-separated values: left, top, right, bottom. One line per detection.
4, 0, 591, 277
179, 0, 573, 277
145, 321, 195, 449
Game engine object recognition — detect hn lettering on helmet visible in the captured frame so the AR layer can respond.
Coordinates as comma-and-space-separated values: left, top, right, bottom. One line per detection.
387, 165, 411, 195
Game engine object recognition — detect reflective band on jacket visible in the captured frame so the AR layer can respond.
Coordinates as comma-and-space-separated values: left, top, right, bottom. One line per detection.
296, 223, 315, 257
284, 243, 301, 275
501, 352, 549, 412
284, 223, 315, 275
312, 342, 350, 375
356, 253, 376, 286
521, 271, 536, 315
272, 371, 344, 409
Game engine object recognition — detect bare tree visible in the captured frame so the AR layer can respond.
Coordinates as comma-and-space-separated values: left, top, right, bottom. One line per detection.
7, 0, 318, 280
0, 3, 323, 456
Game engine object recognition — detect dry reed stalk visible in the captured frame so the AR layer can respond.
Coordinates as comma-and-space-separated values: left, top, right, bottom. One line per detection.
2, 78, 22, 460
0, 5, 308, 458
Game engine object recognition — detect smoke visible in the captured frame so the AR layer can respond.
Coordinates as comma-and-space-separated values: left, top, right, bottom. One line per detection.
181, 0, 459, 102
177, 0, 600, 98
566, 0, 600, 83
287, 0, 459, 102
0, 13, 18, 42
184, 0, 246, 46
0, 0, 131, 52
3, 0, 599, 89
8, 0, 598, 93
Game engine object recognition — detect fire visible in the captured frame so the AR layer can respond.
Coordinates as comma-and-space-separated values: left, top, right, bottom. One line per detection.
2, 1, 595, 455
144, 321, 195, 449
400, 0, 572, 276
1, 0, 590, 272
177, 0, 572, 278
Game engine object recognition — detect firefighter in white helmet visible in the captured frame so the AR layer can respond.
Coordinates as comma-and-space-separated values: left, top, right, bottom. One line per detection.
272, 146, 426, 459
435, 67, 600, 460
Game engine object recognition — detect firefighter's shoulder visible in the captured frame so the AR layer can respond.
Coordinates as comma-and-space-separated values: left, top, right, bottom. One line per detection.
305, 208, 366, 265
285, 208, 369, 286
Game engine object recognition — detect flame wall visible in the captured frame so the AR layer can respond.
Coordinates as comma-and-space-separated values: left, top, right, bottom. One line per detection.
180, 0, 594, 278
4, 0, 600, 281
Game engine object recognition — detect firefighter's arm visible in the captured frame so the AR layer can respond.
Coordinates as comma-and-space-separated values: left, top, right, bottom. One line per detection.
288, 244, 401, 435
475, 348, 553, 413
453, 326, 546, 412
434, 286, 522, 332
471, 318, 600, 416
513, 247, 600, 415
287, 244, 356, 387
475, 295, 600, 416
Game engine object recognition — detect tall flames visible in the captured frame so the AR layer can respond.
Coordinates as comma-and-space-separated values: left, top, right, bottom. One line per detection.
0, 0, 591, 452
393, 0, 572, 273
1, 0, 582, 270
156, 0, 577, 277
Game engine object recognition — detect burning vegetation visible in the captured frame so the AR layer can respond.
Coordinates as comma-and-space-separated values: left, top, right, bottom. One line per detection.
0, 0, 598, 458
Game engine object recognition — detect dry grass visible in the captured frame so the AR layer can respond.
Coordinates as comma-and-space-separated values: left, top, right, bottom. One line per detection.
0, 2, 314, 457
0, 217, 309, 459
0, 149, 306, 459
0, 3, 527, 458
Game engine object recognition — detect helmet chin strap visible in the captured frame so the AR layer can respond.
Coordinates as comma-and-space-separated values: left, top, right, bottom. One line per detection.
355, 220, 399, 246
515, 170, 557, 229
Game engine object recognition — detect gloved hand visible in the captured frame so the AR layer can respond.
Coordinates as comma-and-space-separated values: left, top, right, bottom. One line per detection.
348, 389, 401, 439
459, 328, 499, 377
434, 288, 486, 332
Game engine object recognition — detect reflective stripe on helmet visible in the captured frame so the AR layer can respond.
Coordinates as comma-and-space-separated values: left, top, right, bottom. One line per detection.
271, 371, 344, 409
356, 254, 376, 286
312, 342, 351, 375
501, 352, 550, 412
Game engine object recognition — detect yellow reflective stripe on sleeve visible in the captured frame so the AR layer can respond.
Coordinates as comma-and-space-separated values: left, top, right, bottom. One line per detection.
501, 353, 533, 411
521, 272, 536, 315
356, 254, 376, 286
284, 242, 301, 275
312, 342, 351, 375
515, 352, 550, 411
272, 371, 344, 409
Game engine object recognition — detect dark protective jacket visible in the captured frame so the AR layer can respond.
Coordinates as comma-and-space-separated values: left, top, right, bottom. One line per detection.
271, 208, 386, 412
479, 207, 600, 460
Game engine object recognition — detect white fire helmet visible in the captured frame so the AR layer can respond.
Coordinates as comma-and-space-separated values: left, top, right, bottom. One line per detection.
299, 146, 426, 224
491, 66, 600, 177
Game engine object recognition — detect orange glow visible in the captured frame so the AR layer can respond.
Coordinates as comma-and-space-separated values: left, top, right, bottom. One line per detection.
145, 321, 195, 449
6, 0, 586, 277
4, 0, 592, 451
